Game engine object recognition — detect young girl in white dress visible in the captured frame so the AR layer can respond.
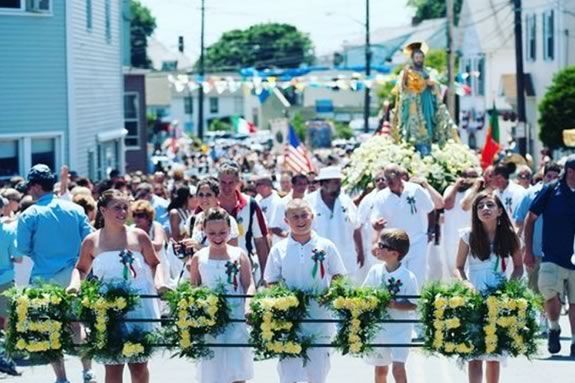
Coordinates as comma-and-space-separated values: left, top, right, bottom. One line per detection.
188, 207, 255, 383
68, 189, 168, 383
455, 190, 523, 383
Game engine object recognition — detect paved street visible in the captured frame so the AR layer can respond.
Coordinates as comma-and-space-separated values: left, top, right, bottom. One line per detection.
12, 317, 575, 383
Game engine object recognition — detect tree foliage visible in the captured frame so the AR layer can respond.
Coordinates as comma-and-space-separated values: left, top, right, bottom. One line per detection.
200, 23, 315, 71
539, 66, 575, 149
407, 0, 463, 24
130, 0, 156, 69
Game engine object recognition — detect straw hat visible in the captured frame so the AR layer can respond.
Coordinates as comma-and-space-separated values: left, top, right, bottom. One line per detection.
403, 41, 429, 57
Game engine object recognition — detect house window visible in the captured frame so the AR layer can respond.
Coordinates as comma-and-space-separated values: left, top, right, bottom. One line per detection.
86, 0, 92, 30
0, 0, 22, 9
543, 10, 555, 60
31, 138, 56, 171
0, 140, 19, 178
476, 57, 485, 96
124, 93, 140, 147
105, 0, 111, 42
526, 14, 536, 61
209, 97, 219, 114
184, 96, 193, 114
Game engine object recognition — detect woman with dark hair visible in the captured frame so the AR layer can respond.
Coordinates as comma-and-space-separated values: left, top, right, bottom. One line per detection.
68, 189, 167, 383
167, 185, 196, 241
455, 190, 523, 383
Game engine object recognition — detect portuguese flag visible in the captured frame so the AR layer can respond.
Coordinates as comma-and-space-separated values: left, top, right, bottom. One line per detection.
481, 105, 501, 169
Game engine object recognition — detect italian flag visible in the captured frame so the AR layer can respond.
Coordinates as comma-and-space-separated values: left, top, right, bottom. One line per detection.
232, 116, 257, 134
481, 105, 501, 169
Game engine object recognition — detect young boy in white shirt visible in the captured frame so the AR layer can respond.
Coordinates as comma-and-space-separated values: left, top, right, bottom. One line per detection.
264, 198, 347, 383
363, 228, 418, 383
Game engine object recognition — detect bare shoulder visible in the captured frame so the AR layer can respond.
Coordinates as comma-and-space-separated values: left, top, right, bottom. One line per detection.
82, 231, 98, 247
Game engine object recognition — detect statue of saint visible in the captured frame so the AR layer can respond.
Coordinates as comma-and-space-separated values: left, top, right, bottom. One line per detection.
392, 41, 453, 155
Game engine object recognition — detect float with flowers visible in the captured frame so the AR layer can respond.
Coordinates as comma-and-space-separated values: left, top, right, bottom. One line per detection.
248, 284, 311, 360
320, 279, 391, 356
419, 280, 542, 360
5, 285, 73, 362
343, 136, 480, 194
3, 279, 541, 361
164, 283, 230, 359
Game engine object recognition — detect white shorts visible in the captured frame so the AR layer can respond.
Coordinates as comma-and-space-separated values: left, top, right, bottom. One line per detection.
278, 348, 331, 383
365, 323, 413, 365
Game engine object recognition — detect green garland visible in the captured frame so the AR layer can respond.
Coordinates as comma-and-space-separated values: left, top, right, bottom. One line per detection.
249, 284, 311, 360
320, 278, 391, 356
77, 279, 154, 363
163, 284, 230, 359
4, 284, 74, 363
419, 280, 542, 360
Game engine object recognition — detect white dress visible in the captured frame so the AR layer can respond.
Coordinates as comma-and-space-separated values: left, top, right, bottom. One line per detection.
460, 229, 507, 363
91, 250, 161, 364
195, 246, 254, 383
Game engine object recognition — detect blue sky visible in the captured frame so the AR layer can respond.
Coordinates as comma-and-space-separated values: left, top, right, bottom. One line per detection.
140, 0, 414, 59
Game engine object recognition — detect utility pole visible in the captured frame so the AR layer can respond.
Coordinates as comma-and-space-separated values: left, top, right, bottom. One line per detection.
363, 0, 371, 133
197, 0, 205, 140
446, 0, 456, 118
513, 0, 527, 155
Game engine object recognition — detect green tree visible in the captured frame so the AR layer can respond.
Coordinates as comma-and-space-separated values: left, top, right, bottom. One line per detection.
130, 0, 156, 68
333, 121, 354, 140
200, 23, 315, 71
407, 0, 463, 24
290, 112, 307, 142
539, 66, 575, 149
208, 118, 232, 132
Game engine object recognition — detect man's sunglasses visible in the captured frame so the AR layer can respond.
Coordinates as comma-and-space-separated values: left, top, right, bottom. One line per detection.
377, 242, 396, 251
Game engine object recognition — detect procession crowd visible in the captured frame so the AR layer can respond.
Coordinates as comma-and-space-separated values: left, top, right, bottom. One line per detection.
0, 145, 574, 383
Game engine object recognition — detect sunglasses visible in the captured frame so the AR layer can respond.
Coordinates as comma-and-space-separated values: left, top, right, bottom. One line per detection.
133, 212, 148, 219
377, 242, 396, 251
477, 202, 497, 210
374, 177, 386, 183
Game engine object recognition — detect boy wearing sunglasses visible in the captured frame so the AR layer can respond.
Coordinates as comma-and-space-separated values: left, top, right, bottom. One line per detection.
363, 228, 418, 383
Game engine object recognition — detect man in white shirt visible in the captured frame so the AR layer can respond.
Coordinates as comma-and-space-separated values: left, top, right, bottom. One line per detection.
441, 168, 478, 277
255, 174, 284, 245
269, 173, 309, 244
355, 168, 387, 282
305, 166, 365, 283
493, 163, 527, 221
371, 164, 434, 287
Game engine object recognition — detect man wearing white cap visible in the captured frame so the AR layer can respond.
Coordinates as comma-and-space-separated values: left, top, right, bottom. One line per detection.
305, 166, 364, 283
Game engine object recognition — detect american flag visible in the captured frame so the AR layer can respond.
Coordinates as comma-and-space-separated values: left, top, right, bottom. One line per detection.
284, 124, 314, 174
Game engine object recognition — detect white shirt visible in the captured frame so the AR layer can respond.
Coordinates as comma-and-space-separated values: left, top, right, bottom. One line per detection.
371, 182, 434, 244
264, 233, 347, 291
362, 263, 418, 320
495, 181, 527, 219
357, 189, 381, 269
265, 233, 347, 341
256, 191, 282, 226
305, 190, 361, 275
442, 186, 471, 248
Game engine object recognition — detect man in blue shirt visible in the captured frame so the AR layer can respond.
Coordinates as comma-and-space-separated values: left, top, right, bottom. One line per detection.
525, 155, 575, 357
16, 164, 95, 383
515, 162, 561, 292
0, 196, 22, 376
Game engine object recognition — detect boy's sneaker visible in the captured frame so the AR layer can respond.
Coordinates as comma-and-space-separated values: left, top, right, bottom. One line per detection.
0, 355, 20, 376
83, 369, 97, 383
548, 328, 561, 354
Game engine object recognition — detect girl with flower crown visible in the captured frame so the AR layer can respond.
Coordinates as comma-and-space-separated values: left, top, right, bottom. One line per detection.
67, 189, 168, 383
188, 207, 254, 383
455, 190, 523, 383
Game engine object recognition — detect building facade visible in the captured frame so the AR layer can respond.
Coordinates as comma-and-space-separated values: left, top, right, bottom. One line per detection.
0, 0, 125, 181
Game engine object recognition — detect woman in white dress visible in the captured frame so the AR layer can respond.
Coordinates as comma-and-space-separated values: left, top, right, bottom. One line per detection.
455, 190, 523, 383
167, 185, 196, 241
68, 189, 168, 383
188, 207, 254, 383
